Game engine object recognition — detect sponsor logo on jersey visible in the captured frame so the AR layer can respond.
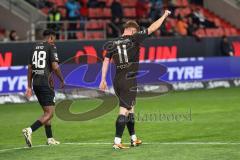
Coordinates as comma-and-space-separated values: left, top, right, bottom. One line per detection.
32, 69, 45, 75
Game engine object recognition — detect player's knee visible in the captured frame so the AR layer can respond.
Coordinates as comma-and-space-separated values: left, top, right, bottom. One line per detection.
44, 112, 53, 121
48, 113, 54, 120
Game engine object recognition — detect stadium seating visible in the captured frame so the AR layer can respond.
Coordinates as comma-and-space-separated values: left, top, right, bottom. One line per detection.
26, 0, 239, 40
123, 8, 136, 18
76, 31, 85, 39
85, 31, 104, 39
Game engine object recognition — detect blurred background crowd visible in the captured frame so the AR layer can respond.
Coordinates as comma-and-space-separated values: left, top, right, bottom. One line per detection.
0, 0, 239, 41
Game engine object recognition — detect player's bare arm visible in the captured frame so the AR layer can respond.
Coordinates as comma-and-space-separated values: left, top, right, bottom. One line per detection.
25, 64, 33, 98
99, 57, 110, 91
51, 62, 64, 88
147, 10, 171, 35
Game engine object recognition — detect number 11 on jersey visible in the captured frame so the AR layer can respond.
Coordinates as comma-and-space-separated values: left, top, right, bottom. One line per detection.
117, 44, 128, 63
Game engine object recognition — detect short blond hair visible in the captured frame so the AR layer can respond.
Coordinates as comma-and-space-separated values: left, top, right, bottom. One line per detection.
123, 20, 140, 32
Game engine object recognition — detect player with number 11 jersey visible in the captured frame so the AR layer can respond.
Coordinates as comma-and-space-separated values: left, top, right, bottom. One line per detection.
100, 10, 171, 149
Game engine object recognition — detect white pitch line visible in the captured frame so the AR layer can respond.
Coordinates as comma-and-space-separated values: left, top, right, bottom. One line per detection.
144, 142, 240, 145
63, 142, 240, 145
0, 144, 48, 153
0, 142, 240, 153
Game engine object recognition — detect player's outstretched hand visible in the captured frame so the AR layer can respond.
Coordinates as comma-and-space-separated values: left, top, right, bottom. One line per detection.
25, 88, 32, 99
99, 80, 108, 91
164, 10, 171, 17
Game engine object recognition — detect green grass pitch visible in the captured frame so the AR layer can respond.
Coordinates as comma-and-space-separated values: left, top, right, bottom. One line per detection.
0, 87, 240, 160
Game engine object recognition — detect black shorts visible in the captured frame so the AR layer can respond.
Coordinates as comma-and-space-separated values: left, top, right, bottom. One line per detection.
113, 77, 137, 110
33, 85, 55, 107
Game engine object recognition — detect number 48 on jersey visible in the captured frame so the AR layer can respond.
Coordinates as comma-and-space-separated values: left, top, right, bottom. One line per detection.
32, 51, 47, 69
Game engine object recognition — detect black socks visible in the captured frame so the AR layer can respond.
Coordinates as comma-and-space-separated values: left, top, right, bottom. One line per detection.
45, 125, 53, 138
30, 120, 43, 132
115, 115, 127, 138
30, 120, 53, 138
127, 113, 135, 136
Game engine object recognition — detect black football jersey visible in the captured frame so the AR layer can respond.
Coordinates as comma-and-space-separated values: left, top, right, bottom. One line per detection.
28, 42, 59, 86
105, 29, 149, 78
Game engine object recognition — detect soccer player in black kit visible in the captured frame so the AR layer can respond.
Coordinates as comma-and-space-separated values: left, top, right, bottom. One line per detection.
22, 29, 64, 147
99, 10, 171, 149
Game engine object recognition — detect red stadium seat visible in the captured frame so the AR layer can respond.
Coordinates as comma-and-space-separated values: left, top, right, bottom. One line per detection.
55, 0, 65, 7
175, 0, 189, 7
175, 8, 191, 17
103, 8, 111, 18
205, 28, 224, 37
121, 0, 137, 7
76, 32, 85, 39
124, 8, 136, 18
97, 20, 106, 29
92, 31, 104, 39
224, 28, 238, 36
88, 8, 104, 18
59, 33, 66, 40
214, 18, 221, 27
81, 0, 88, 5
224, 28, 230, 36
205, 29, 212, 37
182, 0, 189, 6
85, 32, 92, 39
182, 8, 191, 16
105, 0, 113, 7
85, 20, 98, 30
230, 28, 238, 36
195, 29, 206, 37
85, 20, 105, 30
168, 18, 177, 26
88, 8, 97, 18
41, 8, 49, 15
85, 31, 104, 39
217, 28, 225, 36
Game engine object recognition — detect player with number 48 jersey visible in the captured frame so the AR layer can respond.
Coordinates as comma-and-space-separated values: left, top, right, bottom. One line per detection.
22, 29, 64, 148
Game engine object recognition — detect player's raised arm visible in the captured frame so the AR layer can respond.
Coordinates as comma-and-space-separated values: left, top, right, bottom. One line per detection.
147, 10, 171, 35
99, 57, 110, 91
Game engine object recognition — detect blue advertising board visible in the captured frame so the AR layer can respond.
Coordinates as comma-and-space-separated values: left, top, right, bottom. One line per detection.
0, 57, 240, 94
0, 66, 27, 94
161, 57, 240, 82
